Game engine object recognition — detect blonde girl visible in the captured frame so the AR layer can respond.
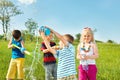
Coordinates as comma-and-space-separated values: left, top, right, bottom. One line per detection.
77, 27, 99, 80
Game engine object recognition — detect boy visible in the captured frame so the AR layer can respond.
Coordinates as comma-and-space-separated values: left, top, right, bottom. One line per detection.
40, 26, 77, 80
6, 30, 25, 80
40, 32, 57, 80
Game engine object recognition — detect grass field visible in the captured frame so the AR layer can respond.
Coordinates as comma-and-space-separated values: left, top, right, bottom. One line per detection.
0, 40, 120, 80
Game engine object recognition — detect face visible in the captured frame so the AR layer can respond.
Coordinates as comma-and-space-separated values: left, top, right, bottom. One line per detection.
83, 32, 92, 43
46, 33, 53, 41
58, 36, 67, 48
14, 37, 21, 41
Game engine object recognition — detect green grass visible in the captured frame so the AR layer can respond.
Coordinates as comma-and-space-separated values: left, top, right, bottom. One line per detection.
0, 40, 120, 80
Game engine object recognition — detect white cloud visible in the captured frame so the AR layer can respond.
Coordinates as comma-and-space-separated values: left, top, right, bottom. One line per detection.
18, 0, 36, 5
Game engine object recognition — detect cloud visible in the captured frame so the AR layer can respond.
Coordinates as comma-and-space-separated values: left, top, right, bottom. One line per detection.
18, 0, 36, 5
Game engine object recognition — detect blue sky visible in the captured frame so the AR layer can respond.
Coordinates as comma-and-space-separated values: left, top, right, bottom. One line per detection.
0, 0, 120, 43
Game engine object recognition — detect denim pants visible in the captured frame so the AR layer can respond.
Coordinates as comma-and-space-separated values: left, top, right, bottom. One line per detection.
44, 63, 57, 80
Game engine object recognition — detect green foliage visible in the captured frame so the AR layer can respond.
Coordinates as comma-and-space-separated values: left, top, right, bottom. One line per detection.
0, 40, 120, 79
0, 35, 4, 39
0, 0, 23, 40
107, 40, 114, 43
24, 18, 38, 42
75, 33, 81, 41
25, 18, 38, 34
95, 40, 103, 43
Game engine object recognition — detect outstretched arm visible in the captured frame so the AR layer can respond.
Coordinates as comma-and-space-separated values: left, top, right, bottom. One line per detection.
40, 31, 56, 54
45, 26, 68, 47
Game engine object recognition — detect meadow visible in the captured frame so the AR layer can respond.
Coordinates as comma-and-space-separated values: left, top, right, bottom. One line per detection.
0, 40, 120, 80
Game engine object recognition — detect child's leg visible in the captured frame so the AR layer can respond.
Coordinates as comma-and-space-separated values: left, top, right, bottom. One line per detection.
78, 65, 87, 80
44, 64, 52, 80
52, 63, 57, 80
6, 59, 17, 79
16, 58, 25, 79
87, 65, 97, 80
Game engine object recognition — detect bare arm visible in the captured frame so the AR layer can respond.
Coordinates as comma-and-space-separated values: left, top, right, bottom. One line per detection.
85, 43, 99, 59
40, 31, 56, 54
76, 44, 83, 60
46, 26, 68, 46
8, 37, 14, 49
42, 49, 49, 53
21, 40, 25, 48
43, 46, 60, 53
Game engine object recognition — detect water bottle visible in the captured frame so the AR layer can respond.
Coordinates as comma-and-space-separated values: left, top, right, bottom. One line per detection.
81, 54, 88, 71
39, 26, 51, 36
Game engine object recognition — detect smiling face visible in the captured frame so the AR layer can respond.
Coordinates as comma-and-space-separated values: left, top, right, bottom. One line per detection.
80, 28, 94, 43
83, 32, 92, 43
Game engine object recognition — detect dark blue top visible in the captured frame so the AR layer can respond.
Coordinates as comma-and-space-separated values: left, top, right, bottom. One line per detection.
12, 37, 25, 59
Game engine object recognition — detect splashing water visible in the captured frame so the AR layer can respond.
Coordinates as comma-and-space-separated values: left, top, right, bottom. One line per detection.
24, 30, 55, 80
24, 32, 44, 80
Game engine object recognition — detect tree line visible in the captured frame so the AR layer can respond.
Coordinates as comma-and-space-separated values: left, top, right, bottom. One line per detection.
0, 0, 115, 44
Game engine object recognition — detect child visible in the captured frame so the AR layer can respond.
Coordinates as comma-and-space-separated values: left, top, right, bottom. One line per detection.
40, 26, 77, 80
6, 30, 26, 80
76, 27, 99, 80
40, 31, 57, 80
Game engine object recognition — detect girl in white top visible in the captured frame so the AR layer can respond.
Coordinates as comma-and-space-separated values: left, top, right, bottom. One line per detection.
76, 27, 99, 80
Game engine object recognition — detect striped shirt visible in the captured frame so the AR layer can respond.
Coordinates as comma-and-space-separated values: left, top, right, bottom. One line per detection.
40, 42, 56, 65
56, 43, 77, 78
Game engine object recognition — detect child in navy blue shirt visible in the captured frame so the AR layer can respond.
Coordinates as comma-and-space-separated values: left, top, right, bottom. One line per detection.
6, 30, 26, 80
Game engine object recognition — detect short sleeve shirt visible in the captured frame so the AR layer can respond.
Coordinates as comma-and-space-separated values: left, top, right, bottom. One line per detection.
56, 43, 77, 78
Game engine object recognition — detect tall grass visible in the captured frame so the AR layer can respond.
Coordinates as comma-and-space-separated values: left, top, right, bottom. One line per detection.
0, 40, 120, 80
97, 43, 120, 80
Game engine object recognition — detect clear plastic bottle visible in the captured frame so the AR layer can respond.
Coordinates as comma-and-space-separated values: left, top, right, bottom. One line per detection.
81, 54, 88, 71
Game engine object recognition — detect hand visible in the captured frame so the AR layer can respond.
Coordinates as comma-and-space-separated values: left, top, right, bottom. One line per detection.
11, 44, 15, 48
39, 26, 45, 32
20, 47, 26, 53
83, 55, 89, 60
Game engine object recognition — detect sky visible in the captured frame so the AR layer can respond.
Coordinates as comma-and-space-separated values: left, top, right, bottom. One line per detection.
0, 0, 120, 43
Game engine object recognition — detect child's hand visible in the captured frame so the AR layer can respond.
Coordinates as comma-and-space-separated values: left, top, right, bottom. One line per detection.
20, 47, 26, 53
39, 26, 45, 32
11, 44, 15, 48
83, 55, 89, 60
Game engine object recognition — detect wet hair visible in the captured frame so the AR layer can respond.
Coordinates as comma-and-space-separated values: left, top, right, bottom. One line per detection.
12, 30, 21, 40
64, 34, 74, 44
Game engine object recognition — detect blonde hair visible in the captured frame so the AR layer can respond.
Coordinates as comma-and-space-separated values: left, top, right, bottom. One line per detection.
80, 27, 94, 43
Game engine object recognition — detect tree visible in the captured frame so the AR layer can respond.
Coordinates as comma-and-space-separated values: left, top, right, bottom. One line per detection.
0, 0, 23, 40
75, 33, 81, 41
25, 18, 38, 41
107, 40, 114, 43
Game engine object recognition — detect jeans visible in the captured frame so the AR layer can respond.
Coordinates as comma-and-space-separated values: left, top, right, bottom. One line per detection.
44, 63, 57, 80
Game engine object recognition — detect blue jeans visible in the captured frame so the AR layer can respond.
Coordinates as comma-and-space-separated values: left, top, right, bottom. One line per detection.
44, 63, 57, 80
